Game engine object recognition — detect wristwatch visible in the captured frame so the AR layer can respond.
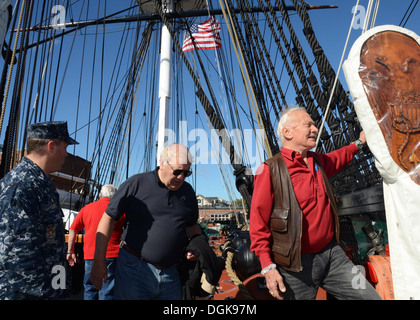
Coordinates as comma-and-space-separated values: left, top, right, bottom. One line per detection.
261, 263, 276, 275
354, 139, 364, 151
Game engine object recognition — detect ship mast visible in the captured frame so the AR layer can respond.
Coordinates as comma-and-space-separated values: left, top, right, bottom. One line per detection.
0, 1, 343, 207
157, 0, 174, 163
138, 0, 208, 164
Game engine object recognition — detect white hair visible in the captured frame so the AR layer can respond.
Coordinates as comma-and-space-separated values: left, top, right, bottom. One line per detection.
100, 184, 117, 199
159, 144, 192, 165
276, 106, 307, 142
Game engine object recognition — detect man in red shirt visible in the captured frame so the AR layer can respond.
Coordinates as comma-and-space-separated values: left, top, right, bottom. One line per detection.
67, 184, 125, 300
250, 107, 381, 300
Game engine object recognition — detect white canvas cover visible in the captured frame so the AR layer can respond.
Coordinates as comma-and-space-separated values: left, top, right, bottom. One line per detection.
343, 25, 420, 300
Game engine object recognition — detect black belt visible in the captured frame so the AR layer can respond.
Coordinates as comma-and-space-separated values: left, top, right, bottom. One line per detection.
120, 241, 169, 270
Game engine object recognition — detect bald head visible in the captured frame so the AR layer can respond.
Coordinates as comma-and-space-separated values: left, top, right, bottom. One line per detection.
159, 144, 192, 166
158, 144, 192, 191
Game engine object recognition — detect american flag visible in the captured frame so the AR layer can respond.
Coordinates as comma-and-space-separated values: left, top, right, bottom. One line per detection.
182, 16, 222, 52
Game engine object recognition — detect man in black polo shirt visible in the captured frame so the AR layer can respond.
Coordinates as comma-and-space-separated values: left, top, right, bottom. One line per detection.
90, 144, 201, 299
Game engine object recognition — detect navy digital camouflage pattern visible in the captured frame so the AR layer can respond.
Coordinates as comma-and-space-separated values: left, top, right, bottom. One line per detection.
26, 121, 79, 145
0, 157, 67, 299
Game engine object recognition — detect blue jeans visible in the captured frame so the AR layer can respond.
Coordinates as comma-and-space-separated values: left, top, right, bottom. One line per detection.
84, 258, 116, 300
115, 248, 182, 300
278, 241, 382, 300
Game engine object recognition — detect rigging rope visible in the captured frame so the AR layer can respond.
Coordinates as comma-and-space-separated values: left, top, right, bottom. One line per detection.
232, 0, 280, 154
291, 0, 355, 150
0, 0, 25, 140
152, 0, 257, 208
219, 0, 273, 158
369, 0, 381, 30
0, 0, 386, 196
92, 21, 154, 196
399, 0, 419, 27
9, 0, 33, 168
0, 0, 31, 178
315, 0, 361, 149
153, 0, 243, 170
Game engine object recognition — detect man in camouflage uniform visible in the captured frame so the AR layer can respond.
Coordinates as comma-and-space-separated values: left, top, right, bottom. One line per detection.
0, 121, 78, 299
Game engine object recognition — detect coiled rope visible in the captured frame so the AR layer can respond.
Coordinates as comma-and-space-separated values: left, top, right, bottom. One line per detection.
222, 240, 255, 300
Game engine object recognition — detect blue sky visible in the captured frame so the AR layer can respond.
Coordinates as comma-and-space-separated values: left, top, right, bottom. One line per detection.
309, 0, 419, 90
191, 0, 420, 200
1, 0, 419, 202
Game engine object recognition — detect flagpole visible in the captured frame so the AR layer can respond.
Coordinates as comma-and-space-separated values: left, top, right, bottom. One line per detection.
157, 0, 174, 164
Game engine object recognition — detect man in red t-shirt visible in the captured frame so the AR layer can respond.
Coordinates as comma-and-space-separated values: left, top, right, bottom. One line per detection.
67, 184, 125, 300
250, 107, 381, 300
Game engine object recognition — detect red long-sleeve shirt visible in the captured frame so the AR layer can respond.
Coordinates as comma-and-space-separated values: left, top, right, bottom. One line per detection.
70, 197, 126, 259
250, 144, 358, 269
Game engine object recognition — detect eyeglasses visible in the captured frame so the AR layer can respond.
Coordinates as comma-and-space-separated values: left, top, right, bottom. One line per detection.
167, 162, 192, 177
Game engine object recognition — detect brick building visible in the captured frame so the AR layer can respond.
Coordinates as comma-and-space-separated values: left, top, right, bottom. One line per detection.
0, 148, 92, 211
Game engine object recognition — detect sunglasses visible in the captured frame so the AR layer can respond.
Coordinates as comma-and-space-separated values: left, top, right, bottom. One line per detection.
167, 162, 193, 177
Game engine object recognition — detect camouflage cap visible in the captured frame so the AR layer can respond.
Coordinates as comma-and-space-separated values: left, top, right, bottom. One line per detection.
27, 121, 79, 145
